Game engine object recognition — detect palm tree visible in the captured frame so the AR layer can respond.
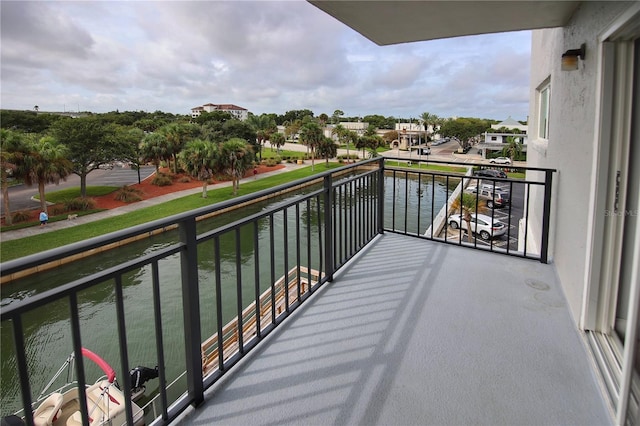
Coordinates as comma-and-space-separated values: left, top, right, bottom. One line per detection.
140, 132, 171, 172
450, 191, 487, 243
316, 136, 338, 165
158, 123, 191, 173
219, 138, 255, 195
420, 112, 441, 140
299, 121, 323, 171
270, 132, 286, 153
502, 136, 523, 163
1, 129, 27, 225
23, 135, 72, 214
178, 139, 218, 198
247, 114, 277, 161
332, 124, 348, 160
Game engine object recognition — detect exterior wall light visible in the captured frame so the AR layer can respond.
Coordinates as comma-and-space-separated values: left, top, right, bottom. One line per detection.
561, 44, 586, 71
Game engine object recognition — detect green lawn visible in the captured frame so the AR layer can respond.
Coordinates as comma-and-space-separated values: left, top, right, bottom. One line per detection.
385, 160, 468, 174
36, 186, 120, 202
0, 163, 342, 262
259, 149, 307, 160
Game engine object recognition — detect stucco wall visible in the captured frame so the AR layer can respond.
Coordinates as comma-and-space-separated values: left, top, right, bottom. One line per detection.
527, 2, 633, 323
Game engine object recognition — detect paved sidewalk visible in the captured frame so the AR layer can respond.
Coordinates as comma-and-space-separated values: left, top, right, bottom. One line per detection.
1, 164, 297, 243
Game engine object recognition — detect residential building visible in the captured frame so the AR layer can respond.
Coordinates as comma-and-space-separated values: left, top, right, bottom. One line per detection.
190, 103, 248, 120
490, 116, 528, 133
310, 1, 640, 424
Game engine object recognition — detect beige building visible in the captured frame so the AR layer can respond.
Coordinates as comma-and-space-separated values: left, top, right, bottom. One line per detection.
190, 103, 249, 121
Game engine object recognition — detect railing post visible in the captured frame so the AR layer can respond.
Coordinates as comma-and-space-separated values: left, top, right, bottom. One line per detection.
540, 169, 554, 263
179, 218, 204, 406
377, 157, 385, 235
324, 173, 334, 282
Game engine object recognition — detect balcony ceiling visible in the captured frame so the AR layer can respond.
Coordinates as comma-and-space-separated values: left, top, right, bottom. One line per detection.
308, 1, 581, 45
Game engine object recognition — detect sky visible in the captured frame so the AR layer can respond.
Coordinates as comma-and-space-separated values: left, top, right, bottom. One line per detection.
1, 1, 532, 121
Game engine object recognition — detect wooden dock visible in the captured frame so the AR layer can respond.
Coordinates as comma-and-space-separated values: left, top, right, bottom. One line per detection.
201, 266, 323, 375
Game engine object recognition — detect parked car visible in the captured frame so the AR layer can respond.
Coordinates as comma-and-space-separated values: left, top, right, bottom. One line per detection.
474, 169, 508, 179
464, 186, 510, 208
448, 213, 507, 240
479, 182, 511, 195
490, 157, 512, 165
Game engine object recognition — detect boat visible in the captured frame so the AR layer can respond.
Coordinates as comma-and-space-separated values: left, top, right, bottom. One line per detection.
9, 348, 151, 426
201, 266, 323, 375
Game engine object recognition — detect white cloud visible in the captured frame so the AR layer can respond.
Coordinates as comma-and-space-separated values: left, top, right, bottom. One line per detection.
0, 1, 531, 120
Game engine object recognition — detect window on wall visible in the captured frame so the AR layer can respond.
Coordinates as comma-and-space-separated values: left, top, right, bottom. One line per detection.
537, 80, 551, 139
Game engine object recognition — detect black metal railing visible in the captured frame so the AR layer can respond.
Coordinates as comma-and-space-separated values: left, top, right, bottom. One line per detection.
0, 159, 384, 426
0, 156, 555, 425
382, 157, 555, 262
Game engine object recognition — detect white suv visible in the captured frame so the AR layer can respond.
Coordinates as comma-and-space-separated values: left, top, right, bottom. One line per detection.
448, 213, 507, 240
489, 157, 511, 164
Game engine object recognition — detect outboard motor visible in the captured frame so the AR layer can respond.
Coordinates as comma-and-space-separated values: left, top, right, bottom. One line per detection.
129, 366, 159, 391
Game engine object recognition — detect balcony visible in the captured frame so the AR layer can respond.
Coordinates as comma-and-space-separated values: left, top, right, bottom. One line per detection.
1, 159, 610, 425
174, 233, 610, 425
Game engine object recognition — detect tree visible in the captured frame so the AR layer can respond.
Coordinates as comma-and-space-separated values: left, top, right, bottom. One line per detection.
420, 112, 440, 138
363, 114, 395, 129
357, 135, 383, 159
284, 119, 302, 141
299, 121, 323, 171
219, 138, 255, 195
0, 110, 64, 133
194, 110, 233, 125
158, 123, 193, 173
247, 114, 277, 161
502, 136, 523, 163
382, 130, 399, 146
270, 132, 286, 153
316, 136, 338, 165
277, 109, 314, 125
318, 113, 329, 126
450, 192, 487, 243
178, 139, 218, 198
439, 117, 490, 148
23, 135, 73, 214
116, 126, 145, 183
0, 129, 28, 225
140, 132, 171, 171
51, 116, 129, 197
331, 109, 344, 125
221, 120, 257, 147
332, 124, 354, 163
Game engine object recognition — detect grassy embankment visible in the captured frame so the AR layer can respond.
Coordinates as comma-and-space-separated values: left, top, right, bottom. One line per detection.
1, 163, 341, 262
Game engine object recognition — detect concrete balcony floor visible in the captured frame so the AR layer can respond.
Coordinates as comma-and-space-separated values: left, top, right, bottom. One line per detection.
175, 233, 611, 425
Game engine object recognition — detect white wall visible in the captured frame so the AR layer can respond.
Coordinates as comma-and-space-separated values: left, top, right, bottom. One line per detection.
527, 2, 632, 323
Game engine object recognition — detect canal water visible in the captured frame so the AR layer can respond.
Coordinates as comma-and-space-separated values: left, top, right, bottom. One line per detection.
0, 173, 455, 417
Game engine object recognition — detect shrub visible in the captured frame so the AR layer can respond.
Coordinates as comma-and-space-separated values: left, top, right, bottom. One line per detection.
177, 176, 192, 183
114, 185, 144, 203
265, 159, 278, 167
11, 210, 32, 223
64, 197, 97, 211
152, 173, 173, 187
51, 205, 68, 215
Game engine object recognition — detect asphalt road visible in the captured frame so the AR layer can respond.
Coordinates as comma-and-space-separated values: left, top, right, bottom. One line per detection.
1, 165, 156, 215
